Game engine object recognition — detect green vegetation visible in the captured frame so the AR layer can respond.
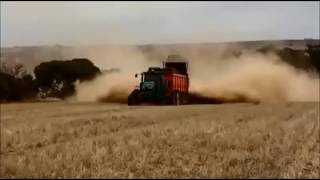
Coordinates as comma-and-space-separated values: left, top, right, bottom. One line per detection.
0, 58, 100, 102
257, 44, 320, 72
34, 58, 101, 98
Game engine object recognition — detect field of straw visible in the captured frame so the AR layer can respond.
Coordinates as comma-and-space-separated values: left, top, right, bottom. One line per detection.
1, 102, 319, 178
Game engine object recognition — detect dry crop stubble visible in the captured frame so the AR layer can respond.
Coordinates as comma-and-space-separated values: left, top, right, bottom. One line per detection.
0, 102, 319, 178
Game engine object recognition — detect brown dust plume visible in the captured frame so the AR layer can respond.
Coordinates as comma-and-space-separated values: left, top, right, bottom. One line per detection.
70, 47, 319, 104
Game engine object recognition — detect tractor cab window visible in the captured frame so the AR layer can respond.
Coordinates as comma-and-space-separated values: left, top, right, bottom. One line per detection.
142, 81, 155, 90
144, 74, 157, 82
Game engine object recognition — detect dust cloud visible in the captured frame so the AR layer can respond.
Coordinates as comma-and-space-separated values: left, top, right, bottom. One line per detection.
68, 46, 159, 103
70, 46, 319, 104
189, 51, 319, 103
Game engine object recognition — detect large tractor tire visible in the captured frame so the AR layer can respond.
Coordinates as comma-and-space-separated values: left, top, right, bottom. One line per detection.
128, 89, 142, 106
172, 92, 181, 105
181, 93, 189, 105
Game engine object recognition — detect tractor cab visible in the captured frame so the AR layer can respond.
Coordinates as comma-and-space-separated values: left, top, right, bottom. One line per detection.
137, 67, 167, 102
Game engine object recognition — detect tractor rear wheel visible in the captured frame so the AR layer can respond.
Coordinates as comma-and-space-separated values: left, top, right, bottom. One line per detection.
176, 92, 181, 105
180, 93, 188, 105
172, 92, 181, 105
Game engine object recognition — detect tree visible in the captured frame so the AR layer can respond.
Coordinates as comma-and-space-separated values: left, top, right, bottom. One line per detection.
276, 47, 313, 71
0, 60, 37, 102
0, 59, 28, 78
0, 72, 37, 102
256, 44, 276, 54
255, 45, 319, 73
0, 72, 15, 101
306, 44, 320, 73
34, 58, 101, 98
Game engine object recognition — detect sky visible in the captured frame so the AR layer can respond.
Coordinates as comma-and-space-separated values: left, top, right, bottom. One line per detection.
1, 1, 319, 47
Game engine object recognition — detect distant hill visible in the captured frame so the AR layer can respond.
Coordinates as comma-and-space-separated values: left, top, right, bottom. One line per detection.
1, 39, 319, 74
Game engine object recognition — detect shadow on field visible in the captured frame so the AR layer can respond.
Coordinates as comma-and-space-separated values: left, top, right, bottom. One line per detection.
188, 92, 260, 105
97, 91, 260, 105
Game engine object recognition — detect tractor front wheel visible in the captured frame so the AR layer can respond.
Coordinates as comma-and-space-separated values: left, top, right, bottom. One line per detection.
128, 89, 142, 106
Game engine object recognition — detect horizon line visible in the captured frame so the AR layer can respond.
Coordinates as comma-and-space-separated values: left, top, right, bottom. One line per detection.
1, 38, 319, 49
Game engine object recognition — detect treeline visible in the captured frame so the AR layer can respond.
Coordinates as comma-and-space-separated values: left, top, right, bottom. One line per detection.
0, 58, 100, 102
257, 44, 320, 72
0, 44, 319, 102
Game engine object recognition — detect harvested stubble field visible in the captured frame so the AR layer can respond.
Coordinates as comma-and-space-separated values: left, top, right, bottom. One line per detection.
0, 102, 319, 178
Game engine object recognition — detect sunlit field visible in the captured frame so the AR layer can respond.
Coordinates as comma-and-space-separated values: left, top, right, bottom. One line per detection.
1, 102, 319, 178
